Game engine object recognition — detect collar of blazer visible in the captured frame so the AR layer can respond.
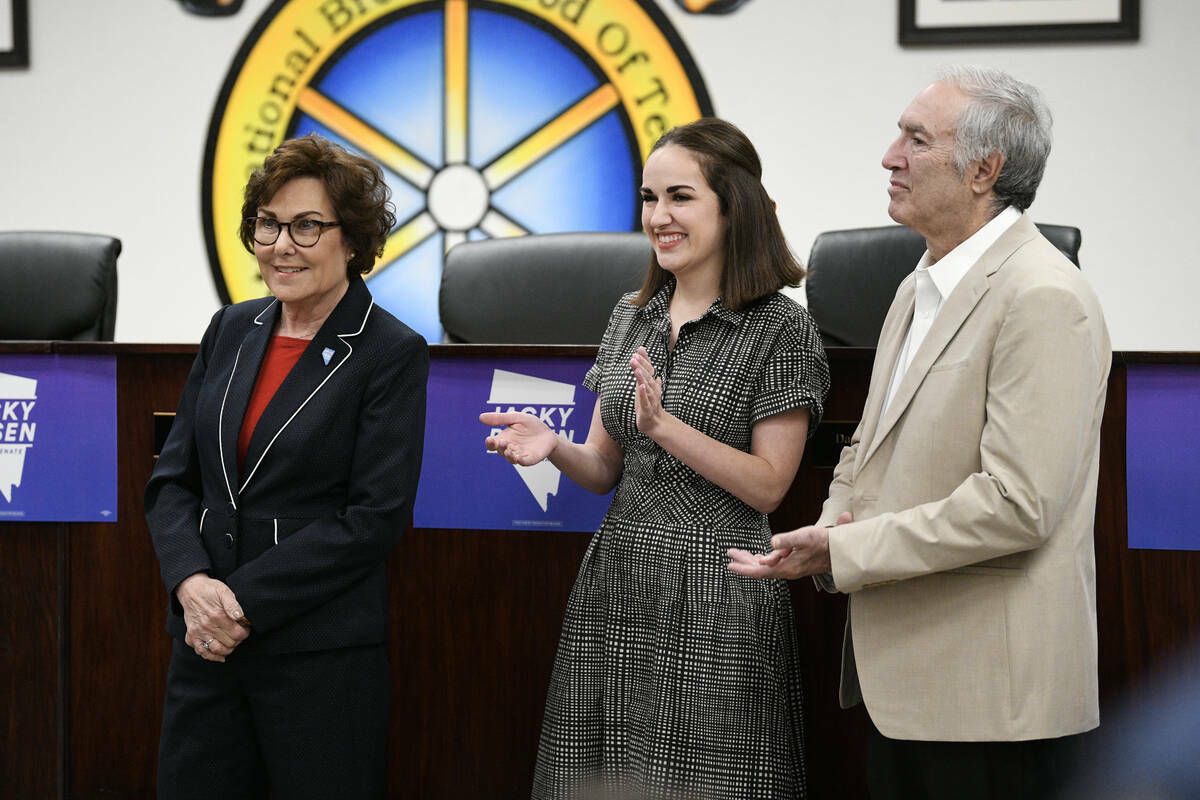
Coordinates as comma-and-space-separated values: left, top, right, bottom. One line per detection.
855, 214, 1040, 473
217, 277, 375, 507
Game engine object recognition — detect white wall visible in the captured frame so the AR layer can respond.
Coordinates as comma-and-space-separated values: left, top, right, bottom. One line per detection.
1, 0, 1196, 349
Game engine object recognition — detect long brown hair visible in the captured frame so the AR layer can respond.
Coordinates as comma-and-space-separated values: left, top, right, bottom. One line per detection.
632, 118, 804, 310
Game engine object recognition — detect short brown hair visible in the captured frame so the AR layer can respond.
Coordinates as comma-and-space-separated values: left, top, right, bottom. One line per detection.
633, 118, 804, 310
240, 134, 395, 278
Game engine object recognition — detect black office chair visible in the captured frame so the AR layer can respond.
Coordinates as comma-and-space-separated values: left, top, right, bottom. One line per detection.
0, 231, 121, 341
805, 223, 1080, 348
439, 232, 650, 344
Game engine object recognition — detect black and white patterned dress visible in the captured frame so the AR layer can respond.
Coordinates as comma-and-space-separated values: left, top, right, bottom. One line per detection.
532, 281, 830, 800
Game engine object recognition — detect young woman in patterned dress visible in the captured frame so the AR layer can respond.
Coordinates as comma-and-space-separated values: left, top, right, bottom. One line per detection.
481, 118, 829, 799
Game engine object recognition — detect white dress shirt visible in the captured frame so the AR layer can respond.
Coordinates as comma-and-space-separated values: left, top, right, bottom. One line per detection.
880, 206, 1021, 418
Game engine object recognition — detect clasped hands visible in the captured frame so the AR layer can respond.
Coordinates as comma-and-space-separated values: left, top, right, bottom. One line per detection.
727, 512, 852, 580
177, 572, 250, 662
480, 347, 667, 465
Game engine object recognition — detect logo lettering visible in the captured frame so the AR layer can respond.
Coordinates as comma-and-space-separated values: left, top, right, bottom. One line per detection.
0, 372, 38, 503
485, 369, 581, 512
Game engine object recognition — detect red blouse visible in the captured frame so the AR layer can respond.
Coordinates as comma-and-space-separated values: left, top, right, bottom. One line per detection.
237, 335, 309, 475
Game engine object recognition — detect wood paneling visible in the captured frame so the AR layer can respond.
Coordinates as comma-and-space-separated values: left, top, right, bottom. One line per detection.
771, 347, 876, 800
0, 522, 59, 799
387, 530, 589, 797
64, 351, 192, 797
2, 343, 1198, 799
1092, 362, 1200, 708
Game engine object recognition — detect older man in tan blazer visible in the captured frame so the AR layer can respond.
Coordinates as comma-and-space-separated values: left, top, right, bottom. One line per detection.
730, 66, 1110, 798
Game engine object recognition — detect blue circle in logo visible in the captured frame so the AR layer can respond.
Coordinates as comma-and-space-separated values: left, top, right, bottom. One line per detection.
288, 5, 640, 341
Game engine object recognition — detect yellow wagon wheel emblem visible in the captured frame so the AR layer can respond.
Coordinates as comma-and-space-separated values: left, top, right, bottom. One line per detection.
204, 0, 713, 340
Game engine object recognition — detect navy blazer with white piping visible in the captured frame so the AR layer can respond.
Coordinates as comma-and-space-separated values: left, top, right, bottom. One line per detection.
146, 276, 428, 654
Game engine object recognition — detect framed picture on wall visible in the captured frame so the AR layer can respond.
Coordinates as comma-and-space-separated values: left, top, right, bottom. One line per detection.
900, 0, 1140, 45
0, 0, 29, 68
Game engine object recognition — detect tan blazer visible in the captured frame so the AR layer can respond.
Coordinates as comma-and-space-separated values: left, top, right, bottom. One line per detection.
820, 215, 1110, 741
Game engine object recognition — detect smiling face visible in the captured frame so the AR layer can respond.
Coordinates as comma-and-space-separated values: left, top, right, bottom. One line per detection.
254, 176, 352, 323
640, 144, 727, 285
882, 81, 978, 250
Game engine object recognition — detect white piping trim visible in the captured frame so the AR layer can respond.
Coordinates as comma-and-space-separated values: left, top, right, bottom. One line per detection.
253, 299, 278, 326
346, 300, 374, 337
217, 344, 244, 510
199, 507, 209, 535
273, 518, 279, 545
238, 300, 375, 493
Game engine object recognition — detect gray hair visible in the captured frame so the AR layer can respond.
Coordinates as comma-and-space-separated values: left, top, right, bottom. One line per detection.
936, 65, 1053, 212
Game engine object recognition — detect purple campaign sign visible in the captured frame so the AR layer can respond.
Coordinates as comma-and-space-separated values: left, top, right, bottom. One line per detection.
0, 355, 117, 522
414, 355, 613, 532
1126, 364, 1200, 550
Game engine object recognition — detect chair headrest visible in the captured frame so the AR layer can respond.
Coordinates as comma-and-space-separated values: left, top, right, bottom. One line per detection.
0, 231, 121, 341
804, 223, 1081, 348
440, 232, 650, 344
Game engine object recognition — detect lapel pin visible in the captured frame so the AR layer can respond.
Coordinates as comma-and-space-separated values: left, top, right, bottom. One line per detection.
321, 347, 334, 366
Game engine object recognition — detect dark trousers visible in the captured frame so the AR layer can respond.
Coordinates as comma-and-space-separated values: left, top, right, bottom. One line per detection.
867, 716, 1084, 800
158, 639, 390, 800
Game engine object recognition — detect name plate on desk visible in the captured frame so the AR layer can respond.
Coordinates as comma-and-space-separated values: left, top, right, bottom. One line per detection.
414, 355, 613, 532
0, 355, 117, 522
806, 421, 859, 469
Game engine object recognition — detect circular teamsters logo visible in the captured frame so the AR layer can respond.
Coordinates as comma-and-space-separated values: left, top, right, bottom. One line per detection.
203, 0, 713, 341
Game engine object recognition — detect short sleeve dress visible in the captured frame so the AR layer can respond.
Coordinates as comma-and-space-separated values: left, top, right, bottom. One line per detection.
532, 280, 830, 800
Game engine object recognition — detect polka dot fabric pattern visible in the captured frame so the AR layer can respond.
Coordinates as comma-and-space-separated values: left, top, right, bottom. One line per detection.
533, 282, 830, 799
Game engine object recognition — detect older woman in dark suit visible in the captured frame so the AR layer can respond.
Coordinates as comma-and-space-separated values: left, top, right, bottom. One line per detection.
146, 134, 427, 799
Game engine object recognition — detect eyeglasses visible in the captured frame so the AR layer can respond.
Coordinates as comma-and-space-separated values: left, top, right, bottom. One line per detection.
245, 217, 341, 247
